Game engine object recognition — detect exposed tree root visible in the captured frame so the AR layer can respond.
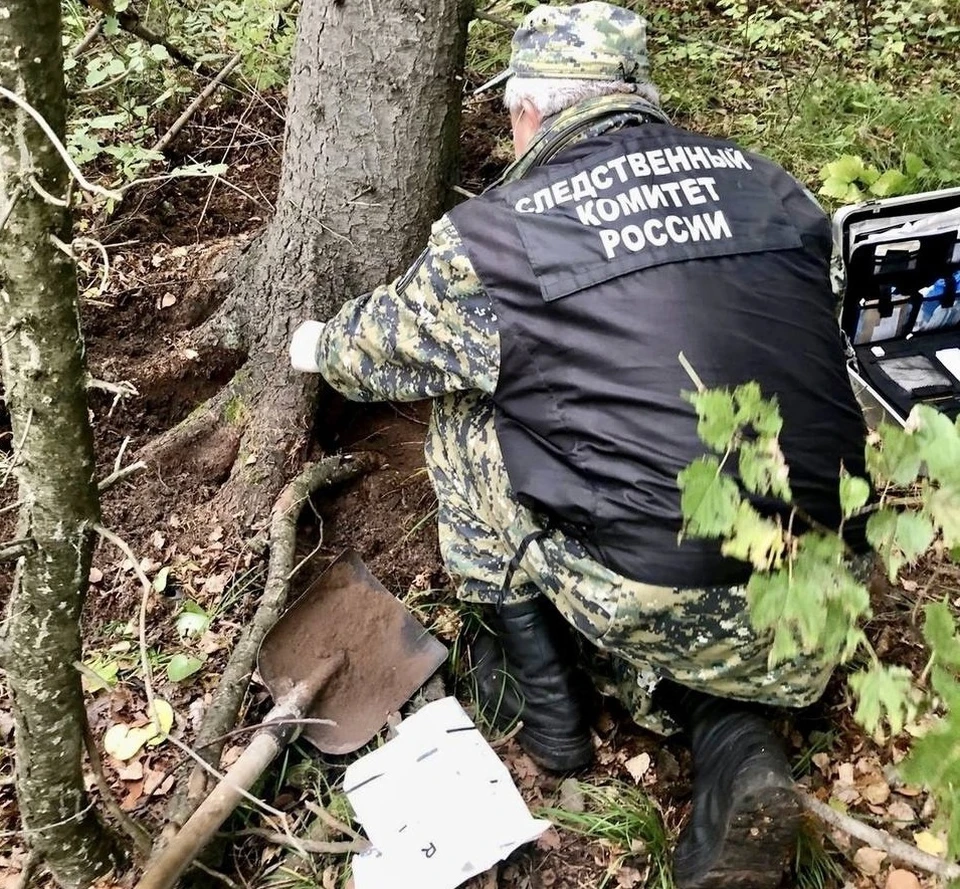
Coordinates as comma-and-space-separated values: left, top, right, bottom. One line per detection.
159, 454, 380, 839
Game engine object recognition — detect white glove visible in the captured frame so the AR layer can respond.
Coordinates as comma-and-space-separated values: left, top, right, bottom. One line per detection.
289, 320, 326, 373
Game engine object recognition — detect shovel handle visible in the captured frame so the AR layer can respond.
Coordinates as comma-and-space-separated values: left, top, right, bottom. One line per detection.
135, 653, 344, 889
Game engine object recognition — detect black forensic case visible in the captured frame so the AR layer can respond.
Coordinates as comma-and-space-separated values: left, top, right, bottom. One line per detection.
834, 186, 960, 428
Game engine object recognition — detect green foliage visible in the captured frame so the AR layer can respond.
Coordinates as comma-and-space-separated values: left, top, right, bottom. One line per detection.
818, 152, 936, 204
678, 380, 960, 856
900, 602, 960, 858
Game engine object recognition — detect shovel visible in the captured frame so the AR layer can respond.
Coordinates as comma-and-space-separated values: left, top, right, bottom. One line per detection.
136, 549, 447, 889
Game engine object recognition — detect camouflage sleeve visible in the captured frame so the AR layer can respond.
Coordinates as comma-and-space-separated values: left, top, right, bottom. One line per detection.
315, 215, 500, 402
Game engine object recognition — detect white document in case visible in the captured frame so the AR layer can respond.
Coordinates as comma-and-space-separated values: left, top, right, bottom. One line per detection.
345, 697, 550, 889
936, 347, 960, 383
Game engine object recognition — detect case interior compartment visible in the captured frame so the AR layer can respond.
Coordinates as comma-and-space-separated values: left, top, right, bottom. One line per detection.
839, 188, 960, 421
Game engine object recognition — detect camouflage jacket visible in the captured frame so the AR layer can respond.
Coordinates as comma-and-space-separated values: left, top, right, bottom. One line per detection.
316, 95, 668, 402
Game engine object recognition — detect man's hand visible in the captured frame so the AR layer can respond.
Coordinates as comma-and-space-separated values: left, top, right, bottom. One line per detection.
289, 320, 326, 373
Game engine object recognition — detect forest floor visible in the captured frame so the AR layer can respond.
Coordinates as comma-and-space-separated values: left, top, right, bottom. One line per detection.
2, 1, 960, 888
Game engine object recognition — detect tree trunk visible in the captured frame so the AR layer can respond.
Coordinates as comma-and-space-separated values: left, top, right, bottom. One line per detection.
0, 3, 125, 887
141, 0, 472, 527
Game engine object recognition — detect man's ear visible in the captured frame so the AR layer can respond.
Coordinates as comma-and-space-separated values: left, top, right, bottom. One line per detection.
522, 98, 542, 130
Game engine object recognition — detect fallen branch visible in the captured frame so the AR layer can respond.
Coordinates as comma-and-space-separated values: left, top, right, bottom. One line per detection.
0, 537, 35, 562
228, 827, 368, 856
474, 9, 514, 29
801, 792, 960, 881
162, 453, 379, 834
98, 460, 147, 493
70, 15, 104, 58
151, 52, 245, 155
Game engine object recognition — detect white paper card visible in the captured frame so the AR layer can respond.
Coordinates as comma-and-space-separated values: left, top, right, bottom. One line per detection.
345, 697, 550, 889
936, 347, 960, 383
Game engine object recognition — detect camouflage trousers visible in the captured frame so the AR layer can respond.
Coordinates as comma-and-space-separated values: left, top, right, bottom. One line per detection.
424, 391, 839, 736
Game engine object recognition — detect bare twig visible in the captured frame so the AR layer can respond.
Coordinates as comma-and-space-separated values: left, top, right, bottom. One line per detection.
99, 460, 147, 492
71, 15, 105, 58
191, 861, 240, 889
452, 184, 478, 200
196, 716, 337, 750
801, 792, 960, 880
0, 538, 35, 562
227, 827, 368, 856
0, 186, 23, 233
474, 9, 515, 29
92, 524, 157, 721
74, 237, 112, 300
28, 174, 68, 207
151, 52, 245, 155
677, 350, 706, 392
0, 86, 121, 201
13, 850, 38, 889
490, 719, 525, 750
80, 705, 153, 857
304, 800, 363, 843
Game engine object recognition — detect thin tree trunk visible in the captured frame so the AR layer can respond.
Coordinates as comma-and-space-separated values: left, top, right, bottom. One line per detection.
0, 2, 124, 885
140, 0, 472, 526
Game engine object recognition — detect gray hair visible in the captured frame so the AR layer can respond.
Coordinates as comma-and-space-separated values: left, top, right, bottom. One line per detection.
504, 76, 660, 120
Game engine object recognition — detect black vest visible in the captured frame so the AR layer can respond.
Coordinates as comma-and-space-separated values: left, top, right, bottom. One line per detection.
449, 124, 867, 588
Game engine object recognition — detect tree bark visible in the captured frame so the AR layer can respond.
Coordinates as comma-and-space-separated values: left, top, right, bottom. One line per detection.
140, 0, 472, 527
0, 2, 125, 886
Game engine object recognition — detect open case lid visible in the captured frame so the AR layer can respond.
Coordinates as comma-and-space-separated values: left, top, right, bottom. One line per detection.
833, 186, 960, 343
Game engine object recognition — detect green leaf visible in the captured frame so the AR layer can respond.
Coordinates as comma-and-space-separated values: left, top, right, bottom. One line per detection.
904, 152, 928, 178
922, 601, 960, 670
870, 170, 910, 197
739, 437, 792, 500
859, 164, 881, 187
103, 16, 120, 37
927, 485, 960, 548
731, 382, 782, 437
821, 154, 865, 184
819, 176, 854, 200
153, 566, 170, 594
690, 389, 739, 452
678, 457, 741, 538
166, 654, 204, 683
908, 404, 960, 483
839, 472, 871, 518
849, 663, 915, 736
720, 501, 785, 571
867, 509, 934, 581
146, 698, 174, 744
148, 44, 171, 62
866, 421, 924, 486
175, 600, 210, 638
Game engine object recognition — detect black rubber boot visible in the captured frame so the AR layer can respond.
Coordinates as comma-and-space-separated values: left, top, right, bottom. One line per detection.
667, 687, 801, 889
467, 598, 594, 772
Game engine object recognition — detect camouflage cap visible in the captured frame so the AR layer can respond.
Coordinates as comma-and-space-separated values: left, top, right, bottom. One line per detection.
475, 2, 650, 94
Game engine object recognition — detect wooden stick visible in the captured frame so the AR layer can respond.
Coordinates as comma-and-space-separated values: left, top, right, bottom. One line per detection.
0, 537, 35, 562
134, 656, 344, 889
151, 52, 244, 154
801, 793, 960, 880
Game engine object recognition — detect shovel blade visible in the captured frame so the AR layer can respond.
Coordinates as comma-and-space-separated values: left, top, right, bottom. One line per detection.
257, 549, 447, 754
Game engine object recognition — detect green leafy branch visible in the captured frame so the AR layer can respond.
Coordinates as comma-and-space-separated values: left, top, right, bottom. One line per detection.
677, 355, 960, 857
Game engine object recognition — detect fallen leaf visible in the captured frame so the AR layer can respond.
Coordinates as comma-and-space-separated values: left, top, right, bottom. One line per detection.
88, 567, 104, 584
160, 292, 177, 308
862, 781, 891, 805
540, 870, 556, 887
617, 867, 643, 888
885, 869, 920, 889
536, 827, 561, 851
183, 348, 199, 360
853, 847, 887, 876
103, 724, 155, 761
837, 762, 856, 785
559, 778, 585, 814
145, 699, 174, 744
625, 752, 651, 784
118, 761, 144, 782
886, 801, 915, 824
913, 831, 946, 857
120, 780, 144, 811
203, 573, 229, 596
812, 752, 830, 774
